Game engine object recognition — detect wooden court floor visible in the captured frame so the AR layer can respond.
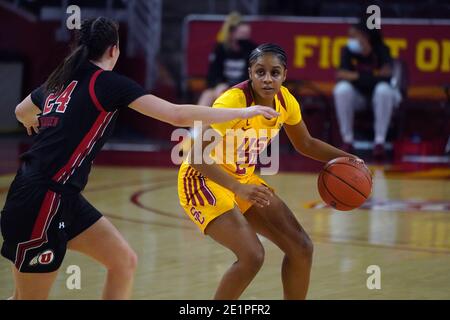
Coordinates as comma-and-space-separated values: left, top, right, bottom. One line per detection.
0, 166, 449, 299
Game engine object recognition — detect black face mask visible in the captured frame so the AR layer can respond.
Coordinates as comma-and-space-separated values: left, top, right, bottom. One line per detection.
237, 39, 253, 49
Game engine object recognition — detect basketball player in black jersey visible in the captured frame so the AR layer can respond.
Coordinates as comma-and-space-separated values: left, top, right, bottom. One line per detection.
0, 17, 278, 299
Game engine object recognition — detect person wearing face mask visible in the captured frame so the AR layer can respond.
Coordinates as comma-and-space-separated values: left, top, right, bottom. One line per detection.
333, 20, 402, 161
197, 12, 257, 107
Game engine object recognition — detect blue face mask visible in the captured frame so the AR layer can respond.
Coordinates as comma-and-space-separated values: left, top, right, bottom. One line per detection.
347, 38, 362, 54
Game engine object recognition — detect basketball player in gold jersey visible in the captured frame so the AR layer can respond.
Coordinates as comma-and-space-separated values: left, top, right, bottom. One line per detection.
178, 44, 359, 299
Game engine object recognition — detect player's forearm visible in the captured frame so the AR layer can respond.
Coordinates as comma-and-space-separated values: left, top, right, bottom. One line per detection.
176, 104, 243, 127
299, 138, 356, 162
15, 95, 40, 123
130, 95, 245, 127
15, 108, 33, 124
130, 95, 277, 127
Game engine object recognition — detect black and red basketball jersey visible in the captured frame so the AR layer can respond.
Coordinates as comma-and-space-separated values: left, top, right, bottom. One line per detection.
23, 61, 146, 192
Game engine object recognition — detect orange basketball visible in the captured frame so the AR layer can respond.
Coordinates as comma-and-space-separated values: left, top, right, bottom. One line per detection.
317, 157, 372, 211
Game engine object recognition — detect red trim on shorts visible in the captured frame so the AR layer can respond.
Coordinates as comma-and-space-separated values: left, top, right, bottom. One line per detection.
89, 70, 105, 112
191, 174, 205, 206
199, 175, 216, 206
184, 167, 216, 207
15, 191, 60, 270
183, 167, 191, 204
185, 167, 196, 205
187, 168, 197, 206
30, 191, 56, 239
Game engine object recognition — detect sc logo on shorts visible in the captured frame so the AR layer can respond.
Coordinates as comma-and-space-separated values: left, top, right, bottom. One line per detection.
29, 250, 55, 266
190, 207, 205, 225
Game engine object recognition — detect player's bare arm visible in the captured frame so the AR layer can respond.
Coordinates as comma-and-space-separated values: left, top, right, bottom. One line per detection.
15, 94, 40, 136
284, 120, 357, 162
129, 94, 279, 127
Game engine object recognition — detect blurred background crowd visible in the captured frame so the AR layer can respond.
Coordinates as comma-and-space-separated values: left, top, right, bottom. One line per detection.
0, 0, 449, 171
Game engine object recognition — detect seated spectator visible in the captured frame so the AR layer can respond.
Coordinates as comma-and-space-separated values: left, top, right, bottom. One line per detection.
333, 20, 402, 160
197, 12, 257, 106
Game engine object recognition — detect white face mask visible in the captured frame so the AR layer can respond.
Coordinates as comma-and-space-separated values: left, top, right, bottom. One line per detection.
347, 38, 362, 54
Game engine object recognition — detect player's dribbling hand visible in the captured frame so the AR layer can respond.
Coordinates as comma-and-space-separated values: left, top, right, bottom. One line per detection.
243, 106, 279, 120
233, 183, 273, 208
352, 157, 365, 165
348, 156, 372, 179
346, 155, 365, 165
21, 115, 40, 136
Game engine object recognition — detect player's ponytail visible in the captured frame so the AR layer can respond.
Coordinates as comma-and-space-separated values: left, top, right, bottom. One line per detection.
44, 17, 119, 94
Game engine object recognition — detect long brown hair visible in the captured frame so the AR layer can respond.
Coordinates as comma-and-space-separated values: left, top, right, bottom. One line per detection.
44, 17, 119, 94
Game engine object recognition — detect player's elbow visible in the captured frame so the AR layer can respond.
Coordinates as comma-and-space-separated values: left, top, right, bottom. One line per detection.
295, 137, 314, 155
15, 104, 26, 122
173, 115, 189, 127
170, 106, 191, 127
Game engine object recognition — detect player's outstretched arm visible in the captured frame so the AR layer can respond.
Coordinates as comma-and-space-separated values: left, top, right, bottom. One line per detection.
284, 121, 357, 162
15, 95, 41, 136
129, 94, 279, 127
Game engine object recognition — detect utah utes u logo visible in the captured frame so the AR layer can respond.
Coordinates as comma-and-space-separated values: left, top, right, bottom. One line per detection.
38, 250, 55, 265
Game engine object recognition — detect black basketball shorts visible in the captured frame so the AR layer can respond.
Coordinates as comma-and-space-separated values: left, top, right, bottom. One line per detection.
0, 173, 102, 273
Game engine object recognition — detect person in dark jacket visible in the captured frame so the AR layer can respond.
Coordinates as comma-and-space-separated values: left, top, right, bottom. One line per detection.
333, 20, 402, 160
198, 13, 257, 107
